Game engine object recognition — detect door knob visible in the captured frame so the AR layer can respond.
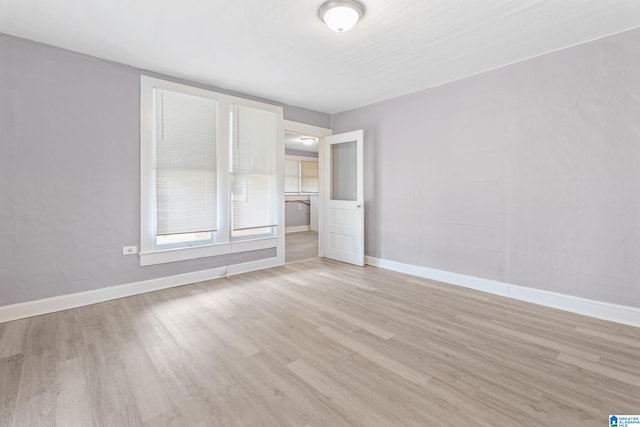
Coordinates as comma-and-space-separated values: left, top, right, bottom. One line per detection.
356, 204, 361, 208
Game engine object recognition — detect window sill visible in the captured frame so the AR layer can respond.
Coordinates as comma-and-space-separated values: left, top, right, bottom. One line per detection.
139, 237, 277, 266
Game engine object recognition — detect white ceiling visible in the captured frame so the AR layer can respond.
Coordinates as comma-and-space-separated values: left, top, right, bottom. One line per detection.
1, 1, 639, 114
285, 133, 319, 153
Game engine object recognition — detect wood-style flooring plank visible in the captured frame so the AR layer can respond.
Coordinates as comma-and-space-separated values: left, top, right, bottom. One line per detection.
287, 358, 397, 427
285, 231, 318, 264
317, 326, 431, 386
0, 322, 27, 359
0, 354, 24, 427
0, 258, 638, 426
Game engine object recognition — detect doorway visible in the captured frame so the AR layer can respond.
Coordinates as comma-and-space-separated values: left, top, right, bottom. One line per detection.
322, 130, 365, 266
282, 121, 331, 263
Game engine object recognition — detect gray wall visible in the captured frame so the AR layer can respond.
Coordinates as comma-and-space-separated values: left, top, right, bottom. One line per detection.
332, 28, 640, 308
0, 33, 328, 306
285, 201, 310, 227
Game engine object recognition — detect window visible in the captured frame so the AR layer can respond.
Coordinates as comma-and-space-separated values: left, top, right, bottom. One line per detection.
140, 76, 283, 266
284, 158, 319, 194
155, 89, 218, 247
301, 161, 319, 193
285, 160, 301, 193
231, 106, 278, 238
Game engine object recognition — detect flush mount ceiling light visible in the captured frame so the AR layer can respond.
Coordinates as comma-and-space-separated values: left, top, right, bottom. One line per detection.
300, 136, 318, 146
319, 0, 365, 33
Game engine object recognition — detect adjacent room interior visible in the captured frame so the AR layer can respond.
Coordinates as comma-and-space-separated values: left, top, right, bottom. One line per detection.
284, 131, 320, 264
1, 1, 639, 426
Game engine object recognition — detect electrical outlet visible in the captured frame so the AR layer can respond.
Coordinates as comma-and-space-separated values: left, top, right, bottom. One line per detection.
298, 202, 302, 210
122, 246, 137, 255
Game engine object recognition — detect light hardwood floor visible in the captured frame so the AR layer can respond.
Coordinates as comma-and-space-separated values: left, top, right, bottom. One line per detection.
285, 231, 318, 264
1, 258, 639, 426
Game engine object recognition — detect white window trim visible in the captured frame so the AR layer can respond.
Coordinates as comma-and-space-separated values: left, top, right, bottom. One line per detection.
286, 155, 319, 161
140, 75, 284, 266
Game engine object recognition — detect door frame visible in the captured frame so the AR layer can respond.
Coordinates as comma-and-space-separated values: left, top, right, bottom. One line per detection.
282, 120, 332, 258
322, 129, 365, 266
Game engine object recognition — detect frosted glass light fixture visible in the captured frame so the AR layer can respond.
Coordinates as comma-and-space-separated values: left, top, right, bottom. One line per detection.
319, 0, 364, 33
300, 137, 318, 146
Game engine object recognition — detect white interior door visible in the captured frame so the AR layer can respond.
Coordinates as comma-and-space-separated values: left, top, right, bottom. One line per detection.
322, 129, 364, 266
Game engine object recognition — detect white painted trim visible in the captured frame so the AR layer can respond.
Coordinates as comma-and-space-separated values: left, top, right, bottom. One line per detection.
285, 155, 319, 162
227, 257, 282, 276
139, 237, 277, 266
231, 237, 277, 253
286, 225, 311, 233
283, 120, 331, 259
140, 75, 284, 267
140, 243, 229, 266
323, 130, 365, 266
275, 110, 286, 268
0, 257, 283, 324
317, 136, 325, 257
283, 120, 332, 139
365, 256, 640, 328
285, 195, 311, 202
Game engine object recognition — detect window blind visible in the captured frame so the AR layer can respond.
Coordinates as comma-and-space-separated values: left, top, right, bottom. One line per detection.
285, 160, 300, 193
231, 106, 278, 235
300, 161, 319, 193
155, 89, 218, 236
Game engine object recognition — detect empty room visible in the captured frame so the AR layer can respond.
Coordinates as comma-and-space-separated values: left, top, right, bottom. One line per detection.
1, 1, 640, 426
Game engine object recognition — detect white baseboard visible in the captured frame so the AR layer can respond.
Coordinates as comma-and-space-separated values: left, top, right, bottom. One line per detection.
286, 225, 311, 233
226, 257, 282, 276
5, 254, 637, 329
365, 256, 640, 329
0, 257, 283, 324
